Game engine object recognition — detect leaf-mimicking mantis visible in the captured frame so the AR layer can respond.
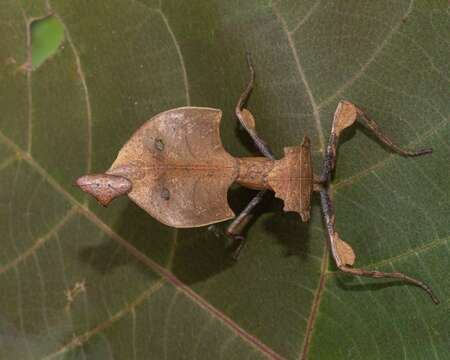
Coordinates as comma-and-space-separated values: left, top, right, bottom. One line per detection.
76, 54, 439, 304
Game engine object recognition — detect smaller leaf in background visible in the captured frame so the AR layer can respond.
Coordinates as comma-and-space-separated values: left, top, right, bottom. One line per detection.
31, 15, 64, 70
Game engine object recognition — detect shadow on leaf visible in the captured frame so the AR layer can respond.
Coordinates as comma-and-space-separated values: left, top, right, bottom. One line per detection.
78, 201, 173, 274
334, 273, 415, 294
263, 192, 323, 260
170, 186, 261, 285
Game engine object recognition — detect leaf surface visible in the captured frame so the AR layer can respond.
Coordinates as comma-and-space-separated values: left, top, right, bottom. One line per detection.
0, 1, 449, 359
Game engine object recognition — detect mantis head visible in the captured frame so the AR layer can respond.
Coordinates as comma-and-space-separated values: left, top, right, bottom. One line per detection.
76, 173, 132, 207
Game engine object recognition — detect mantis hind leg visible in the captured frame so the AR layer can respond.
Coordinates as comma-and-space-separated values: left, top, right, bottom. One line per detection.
319, 189, 438, 304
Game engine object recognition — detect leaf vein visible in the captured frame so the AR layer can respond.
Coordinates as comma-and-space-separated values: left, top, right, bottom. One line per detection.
333, 117, 448, 191
0, 206, 77, 275
49, 5, 93, 176
42, 280, 165, 360
0, 156, 17, 171
272, 2, 325, 152
289, 0, 322, 35
156, 8, 191, 106
16, 3, 33, 153
318, 0, 415, 110
326, 235, 449, 273
365, 235, 449, 270
14, 266, 35, 360
299, 241, 329, 360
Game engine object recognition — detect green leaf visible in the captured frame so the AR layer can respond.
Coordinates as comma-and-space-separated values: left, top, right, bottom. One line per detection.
1, 1, 448, 359
31, 16, 65, 70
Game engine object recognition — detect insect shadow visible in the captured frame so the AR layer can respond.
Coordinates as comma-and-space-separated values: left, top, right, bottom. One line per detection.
334, 274, 415, 295
262, 197, 315, 260
78, 200, 174, 275
78, 199, 240, 283
170, 186, 261, 284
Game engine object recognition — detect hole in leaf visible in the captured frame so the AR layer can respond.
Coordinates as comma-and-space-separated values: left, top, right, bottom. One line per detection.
31, 15, 64, 70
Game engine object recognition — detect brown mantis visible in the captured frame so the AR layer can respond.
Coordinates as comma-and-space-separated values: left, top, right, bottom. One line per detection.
76, 54, 439, 304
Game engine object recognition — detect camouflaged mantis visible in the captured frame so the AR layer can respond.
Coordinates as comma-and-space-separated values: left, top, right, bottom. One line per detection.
77, 55, 438, 304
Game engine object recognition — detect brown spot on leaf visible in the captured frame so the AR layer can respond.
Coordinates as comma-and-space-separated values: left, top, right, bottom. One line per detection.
65, 280, 86, 311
